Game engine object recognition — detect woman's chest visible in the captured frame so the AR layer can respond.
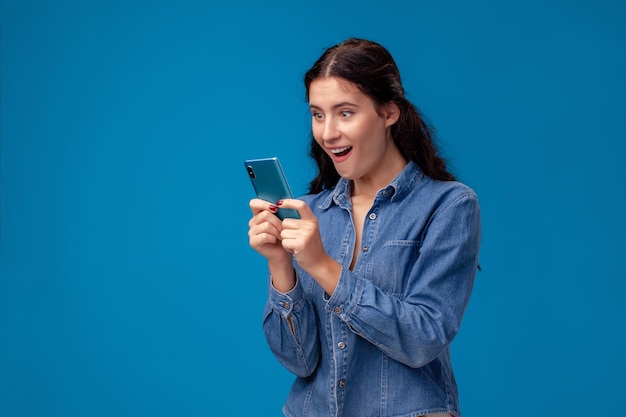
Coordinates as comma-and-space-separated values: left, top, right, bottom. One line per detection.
316, 205, 425, 296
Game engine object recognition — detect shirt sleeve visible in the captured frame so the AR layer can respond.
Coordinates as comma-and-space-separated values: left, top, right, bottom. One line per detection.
326, 191, 481, 368
262, 274, 321, 377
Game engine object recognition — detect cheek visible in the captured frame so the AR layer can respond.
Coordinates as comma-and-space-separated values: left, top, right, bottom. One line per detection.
363, 121, 389, 146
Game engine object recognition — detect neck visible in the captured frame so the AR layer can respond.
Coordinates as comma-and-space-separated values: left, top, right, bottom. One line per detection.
351, 159, 407, 198
349, 134, 407, 198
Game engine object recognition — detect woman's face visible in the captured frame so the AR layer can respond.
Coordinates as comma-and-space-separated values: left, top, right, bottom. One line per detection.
308, 76, 403, 186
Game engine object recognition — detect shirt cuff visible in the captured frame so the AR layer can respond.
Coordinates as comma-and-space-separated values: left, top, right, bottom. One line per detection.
325, 267, 364, 318
268, 274, 303, 315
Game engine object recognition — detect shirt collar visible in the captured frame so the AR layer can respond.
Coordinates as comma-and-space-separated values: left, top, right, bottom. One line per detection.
318, 161, 424, 209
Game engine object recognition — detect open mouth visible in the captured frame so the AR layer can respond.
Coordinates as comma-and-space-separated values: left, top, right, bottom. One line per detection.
330, 146, 352, 157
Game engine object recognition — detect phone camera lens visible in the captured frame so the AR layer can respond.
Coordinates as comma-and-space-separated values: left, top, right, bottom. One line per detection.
247, 166, 256, 179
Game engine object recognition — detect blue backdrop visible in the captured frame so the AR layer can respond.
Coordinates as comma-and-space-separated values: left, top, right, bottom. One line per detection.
1, 0, 625, 416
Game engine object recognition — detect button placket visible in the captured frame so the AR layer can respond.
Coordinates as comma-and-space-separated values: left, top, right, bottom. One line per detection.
362, 210, 377, 254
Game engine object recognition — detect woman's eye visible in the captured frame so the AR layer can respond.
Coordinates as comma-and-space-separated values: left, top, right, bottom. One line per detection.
312, 112, 324, 120
341, 110, 353, 118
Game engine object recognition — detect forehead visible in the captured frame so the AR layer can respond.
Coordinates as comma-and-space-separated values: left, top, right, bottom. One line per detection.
308, 76, 369, 107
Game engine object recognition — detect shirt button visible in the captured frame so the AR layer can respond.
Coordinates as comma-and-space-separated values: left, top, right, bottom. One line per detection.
338, 379, 346, 388
282, 302, 290, 309
333, 306, 342, 314
369, 213, 377, 220
382, 190, 388, 196
363, 246, 368, 252
337, 341, 346, 349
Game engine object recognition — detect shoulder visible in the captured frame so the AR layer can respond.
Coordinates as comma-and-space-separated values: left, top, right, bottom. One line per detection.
413, 176, 479, 216
425, 177, 477, 200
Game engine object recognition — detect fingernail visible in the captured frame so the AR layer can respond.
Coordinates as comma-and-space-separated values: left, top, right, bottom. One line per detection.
269, 205, 278, 212
276, 200, 284, 206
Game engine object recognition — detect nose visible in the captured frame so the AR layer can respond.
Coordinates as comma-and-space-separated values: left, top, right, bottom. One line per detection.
320, 118, 341, 143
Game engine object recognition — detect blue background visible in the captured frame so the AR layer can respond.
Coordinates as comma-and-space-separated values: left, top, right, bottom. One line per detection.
1, 0, 625, 415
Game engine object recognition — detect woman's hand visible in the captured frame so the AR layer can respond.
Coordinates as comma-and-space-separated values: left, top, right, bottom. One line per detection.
248, 198, 296, 292
248, 198, 291, 263
277, 199, 342, 296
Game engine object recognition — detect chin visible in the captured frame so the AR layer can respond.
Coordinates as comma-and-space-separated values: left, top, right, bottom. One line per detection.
335, 169, 357, 181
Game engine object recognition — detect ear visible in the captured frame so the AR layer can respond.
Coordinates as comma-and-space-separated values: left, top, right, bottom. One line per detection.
382, 102, 400, 128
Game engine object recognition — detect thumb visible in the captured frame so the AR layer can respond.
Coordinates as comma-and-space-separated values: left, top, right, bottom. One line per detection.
277, 199, 315, 220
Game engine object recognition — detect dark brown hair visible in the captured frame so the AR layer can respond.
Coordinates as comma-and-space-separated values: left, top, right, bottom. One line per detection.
304, 38, 455, 193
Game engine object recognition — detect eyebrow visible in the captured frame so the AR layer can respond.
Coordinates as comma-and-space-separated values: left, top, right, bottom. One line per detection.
309, 101, 359, 110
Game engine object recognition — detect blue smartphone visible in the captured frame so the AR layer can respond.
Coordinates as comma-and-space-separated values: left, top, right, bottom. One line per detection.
244, 157, 300, 220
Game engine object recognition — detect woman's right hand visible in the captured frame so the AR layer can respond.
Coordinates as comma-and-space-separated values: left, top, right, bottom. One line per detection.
248, 198, 296, 292
248, 198, 292, 264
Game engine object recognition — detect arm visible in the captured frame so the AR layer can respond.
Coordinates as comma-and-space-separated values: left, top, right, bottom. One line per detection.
327, 192, 481, 368
248, 198, 321, 377
262, 276, 321, 378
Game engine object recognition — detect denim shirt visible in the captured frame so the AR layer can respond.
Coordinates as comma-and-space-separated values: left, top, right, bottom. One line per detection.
263, 161, 481, 417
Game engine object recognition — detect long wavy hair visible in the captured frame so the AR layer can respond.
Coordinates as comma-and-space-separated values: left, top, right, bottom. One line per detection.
305, 38, 455, 193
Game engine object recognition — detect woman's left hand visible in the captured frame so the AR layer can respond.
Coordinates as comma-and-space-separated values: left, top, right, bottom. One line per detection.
277, 199, 342, 295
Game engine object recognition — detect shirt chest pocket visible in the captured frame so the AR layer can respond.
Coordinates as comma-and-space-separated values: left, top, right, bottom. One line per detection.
364, 239, 421, 296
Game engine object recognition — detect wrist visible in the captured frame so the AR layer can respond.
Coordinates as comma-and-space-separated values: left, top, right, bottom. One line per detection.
268, 258, 296, 293
306, 255, 341, 295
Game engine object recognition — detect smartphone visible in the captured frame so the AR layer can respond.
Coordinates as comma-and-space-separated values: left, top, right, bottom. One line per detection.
244, 157, 300, 220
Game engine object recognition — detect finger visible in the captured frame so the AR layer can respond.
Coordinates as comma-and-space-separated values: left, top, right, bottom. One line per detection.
249, 218, 282, 239
279, 227, 298, 241
249, 198, 279, 216
276, 199, 315, 220
249, 231, 279, 247
248, 210, 283, 233
280, 237, 297, 254
249, 219, 285, 249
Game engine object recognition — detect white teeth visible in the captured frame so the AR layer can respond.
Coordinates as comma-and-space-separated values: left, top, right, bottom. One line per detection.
330, 146, 352, 154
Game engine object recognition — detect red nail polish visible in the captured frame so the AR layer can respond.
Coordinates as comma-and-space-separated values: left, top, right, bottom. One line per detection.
276, 200, 284, 206
269, 205, 278, 212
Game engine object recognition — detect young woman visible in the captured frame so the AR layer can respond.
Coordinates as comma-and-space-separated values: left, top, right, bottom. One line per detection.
248, 38, 481, 417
